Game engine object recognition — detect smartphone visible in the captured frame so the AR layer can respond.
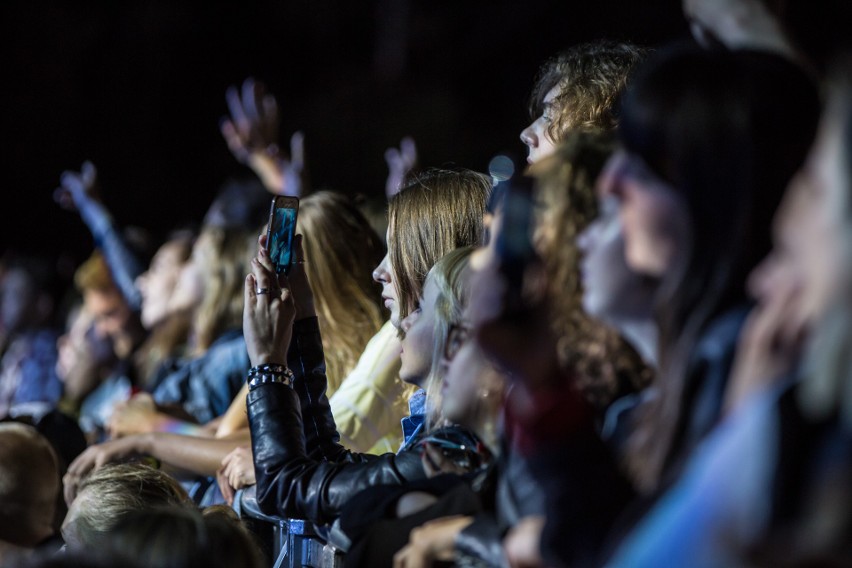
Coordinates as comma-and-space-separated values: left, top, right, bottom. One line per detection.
494, 169, 536, 315
265, 196, 299, 274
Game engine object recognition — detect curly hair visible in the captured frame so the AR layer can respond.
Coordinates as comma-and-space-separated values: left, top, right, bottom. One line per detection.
530, 130, 652, 411
529, 40, 648, 138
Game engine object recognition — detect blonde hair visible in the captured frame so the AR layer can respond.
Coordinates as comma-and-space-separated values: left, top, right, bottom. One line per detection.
67, 463, 191, 549
73, 252, 115, 293
389, 169, 491, 323
423, 246, 475, 429
191, 226, 252, 352
298, 191, 386, 393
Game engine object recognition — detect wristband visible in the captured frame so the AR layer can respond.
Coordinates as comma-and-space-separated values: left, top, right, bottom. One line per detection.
247, 364, 294, 391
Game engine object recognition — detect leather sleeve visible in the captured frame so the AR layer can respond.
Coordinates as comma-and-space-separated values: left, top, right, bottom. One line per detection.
248, 381, 427, 524
286, 317, 348, 461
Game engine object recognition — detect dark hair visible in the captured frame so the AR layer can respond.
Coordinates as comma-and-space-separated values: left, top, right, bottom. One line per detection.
101, 506, 263, 568
620, 46, 820, 490
529, 40, 648, 137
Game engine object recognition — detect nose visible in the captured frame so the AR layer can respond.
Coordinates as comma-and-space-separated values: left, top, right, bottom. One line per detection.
520, 124, 537, 148
400, 312, 414, 333
135, 271, 148, 295
373, 255, 391, 284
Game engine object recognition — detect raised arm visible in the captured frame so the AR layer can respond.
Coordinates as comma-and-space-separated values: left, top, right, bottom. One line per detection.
384, 136, 418, 199
220, 78, 308, 197
244, 241, 426, 522
683, 0, 803, 64
55, 161, 144, 311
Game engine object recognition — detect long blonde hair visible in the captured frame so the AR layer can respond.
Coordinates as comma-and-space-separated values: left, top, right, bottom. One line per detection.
298, 191, 386, 393
191, 226, 252, 353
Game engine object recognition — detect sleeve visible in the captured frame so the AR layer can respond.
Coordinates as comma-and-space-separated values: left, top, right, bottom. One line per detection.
247, 381, 427, 523
329, 320, 408, 453
76, 195, 144, 311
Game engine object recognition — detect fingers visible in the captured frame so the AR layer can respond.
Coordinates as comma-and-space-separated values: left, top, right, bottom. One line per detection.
241, 78, 260, 123
264, 94, 280, 143
250, 257, 277, 295
216, 468, 235, 506
245, 274, 258, 308
225, 85, 249, 131
289, 131, 305, 168
81, 160, 97, 187
400, 136, 418, 166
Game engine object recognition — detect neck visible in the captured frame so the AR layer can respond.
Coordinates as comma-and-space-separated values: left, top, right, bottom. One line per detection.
471, 406, 501, 456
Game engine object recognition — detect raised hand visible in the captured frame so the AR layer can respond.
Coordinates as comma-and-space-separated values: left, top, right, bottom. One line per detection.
243, 244, 297, 368
683, 0, 799, 62
385, 136, 418, 198
220, 78, 307, 196
54, 160, 99, 211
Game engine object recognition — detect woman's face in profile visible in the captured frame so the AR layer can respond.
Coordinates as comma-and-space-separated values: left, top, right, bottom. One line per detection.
596, 149, 689, 279
578, 195, 655, 323
398, 273, 440, 388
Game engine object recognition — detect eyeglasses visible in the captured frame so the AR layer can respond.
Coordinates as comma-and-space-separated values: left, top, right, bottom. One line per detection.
444, 322, 473, 362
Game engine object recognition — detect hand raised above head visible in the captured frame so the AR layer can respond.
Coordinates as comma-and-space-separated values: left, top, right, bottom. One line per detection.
385, 136, 418, 198
220, 78, 307, 197
54, 160, 99, 211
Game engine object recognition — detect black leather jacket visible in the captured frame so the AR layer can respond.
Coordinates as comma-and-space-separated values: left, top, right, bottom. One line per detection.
248, 317, 427, 524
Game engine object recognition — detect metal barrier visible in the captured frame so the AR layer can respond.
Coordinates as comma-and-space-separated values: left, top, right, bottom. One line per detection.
236, 486, 343, 568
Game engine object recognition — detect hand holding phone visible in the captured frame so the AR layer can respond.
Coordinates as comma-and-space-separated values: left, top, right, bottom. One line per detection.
265, 196, 299, 274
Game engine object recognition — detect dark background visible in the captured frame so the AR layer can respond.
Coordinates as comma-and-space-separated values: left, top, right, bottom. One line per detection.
1, 0, 846, 269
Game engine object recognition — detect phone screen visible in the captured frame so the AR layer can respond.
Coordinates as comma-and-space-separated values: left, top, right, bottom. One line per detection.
266, 197, 299, 274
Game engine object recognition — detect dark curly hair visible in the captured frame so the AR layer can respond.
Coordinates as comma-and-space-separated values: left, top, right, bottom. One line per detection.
529, 40, 648, 138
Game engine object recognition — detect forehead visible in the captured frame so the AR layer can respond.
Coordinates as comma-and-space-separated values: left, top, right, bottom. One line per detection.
543, 84, 562, 106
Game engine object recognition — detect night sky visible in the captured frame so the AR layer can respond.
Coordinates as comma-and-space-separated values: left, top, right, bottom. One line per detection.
2, 0, 845, 272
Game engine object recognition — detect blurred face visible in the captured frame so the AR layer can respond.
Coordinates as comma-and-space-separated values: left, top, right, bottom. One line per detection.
520, 85, 561, 165
578, 195, 656, 322
136, 240, 188, 329
168, 259, 203, 315
398, 274, 439, 387
0, 268, 37, 332
597, 149, 689, 277
56, 307, 94, 380
84, 287, 132, 341
439, 307, 504, 427
750, 103, 849, 321
373, 229, 402, 328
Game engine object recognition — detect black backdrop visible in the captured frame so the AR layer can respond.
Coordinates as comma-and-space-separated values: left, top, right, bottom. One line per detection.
3, 0, 845, 268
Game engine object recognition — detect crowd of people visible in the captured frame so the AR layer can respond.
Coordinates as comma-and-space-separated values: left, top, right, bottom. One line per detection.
2, 0, 851, 566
